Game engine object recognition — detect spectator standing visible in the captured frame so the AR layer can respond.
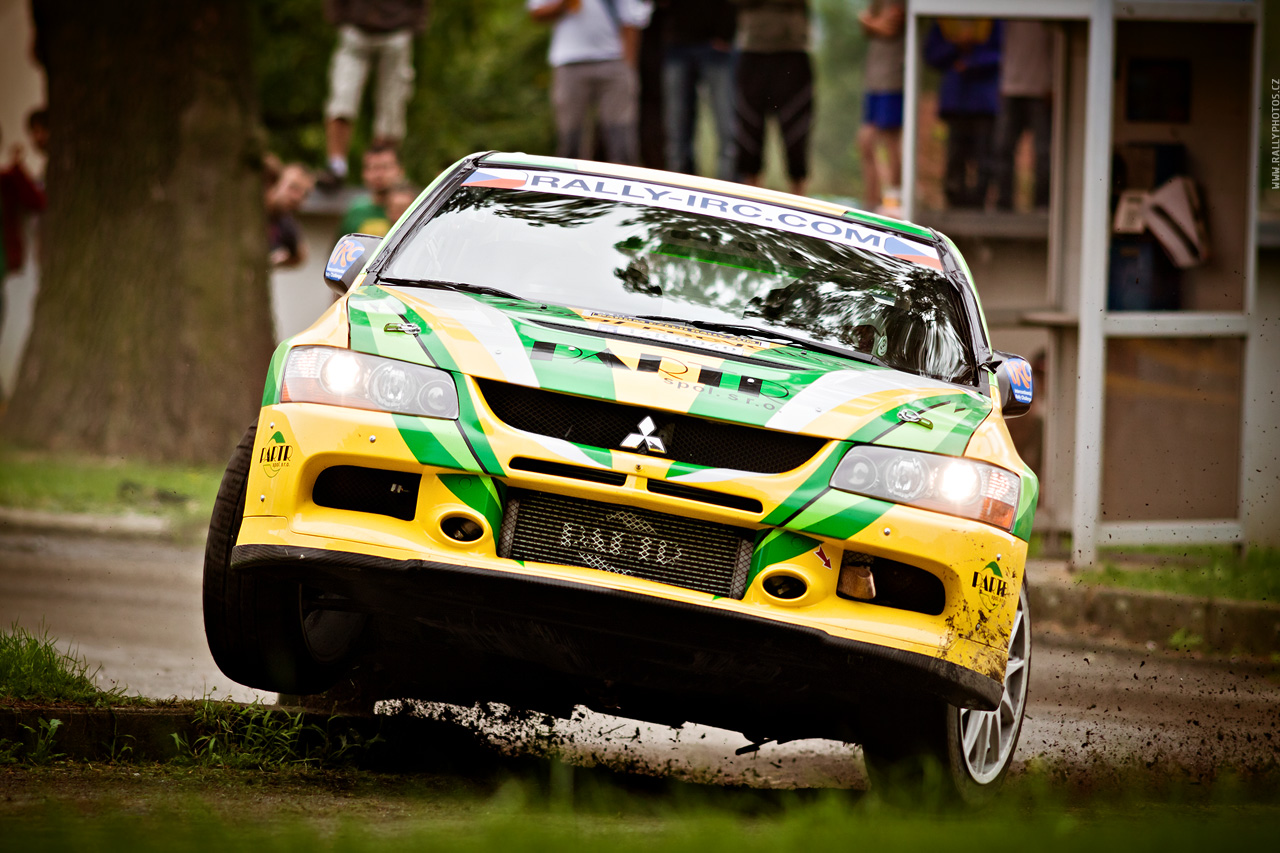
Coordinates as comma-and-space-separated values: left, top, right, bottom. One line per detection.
321, 0, 428, 188
528, 0, 654, 166
0, 129, 47, 399
658, 0, 736, 180
338, 144, 405, 239
732, 0, 813, 197
384, 182, 422, 226
856, 0, 904, 214
266, 163, 315, 269
924, 18, 1003, 209
994, 20, 1053, 210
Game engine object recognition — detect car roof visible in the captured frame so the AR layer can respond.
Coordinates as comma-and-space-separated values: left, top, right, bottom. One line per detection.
479, 152, 936, 243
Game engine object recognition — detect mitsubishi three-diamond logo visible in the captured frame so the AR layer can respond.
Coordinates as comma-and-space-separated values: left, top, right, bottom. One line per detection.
620, 416, 666, 454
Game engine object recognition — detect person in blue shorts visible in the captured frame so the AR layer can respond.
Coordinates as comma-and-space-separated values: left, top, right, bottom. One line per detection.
856, 0, 904, 214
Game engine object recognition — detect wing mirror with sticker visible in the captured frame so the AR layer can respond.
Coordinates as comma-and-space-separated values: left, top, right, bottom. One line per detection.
324, 233, 382, 296
991, 352, 1034, 418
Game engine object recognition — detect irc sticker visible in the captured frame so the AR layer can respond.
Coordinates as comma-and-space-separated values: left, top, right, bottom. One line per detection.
325, 237, 367, 281
1005, 357, 1034, 405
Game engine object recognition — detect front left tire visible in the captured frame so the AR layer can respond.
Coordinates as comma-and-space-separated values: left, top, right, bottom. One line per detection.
202, 422, 364, 695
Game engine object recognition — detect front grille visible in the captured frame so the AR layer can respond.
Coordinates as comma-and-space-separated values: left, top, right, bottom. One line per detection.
478, 379, 824, 474
313, 466, 420, 521
646, 479, 763, 514
498, 490, 753, 598
509, 457, 628, 486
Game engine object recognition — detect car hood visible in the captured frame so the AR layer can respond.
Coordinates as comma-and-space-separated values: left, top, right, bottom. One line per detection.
346, 285, 992, 453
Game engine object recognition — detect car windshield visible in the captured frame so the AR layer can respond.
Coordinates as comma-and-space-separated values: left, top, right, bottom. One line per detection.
382, 177, 977, 384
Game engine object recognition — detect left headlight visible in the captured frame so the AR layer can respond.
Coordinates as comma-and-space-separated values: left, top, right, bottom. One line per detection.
830, 445, 1020, 530
281, 346, 459, 419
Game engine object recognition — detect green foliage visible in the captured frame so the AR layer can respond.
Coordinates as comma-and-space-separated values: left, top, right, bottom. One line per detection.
0, 624, 136, 706
1167, 627, 1205, 652
252, 0, 554, 185
811, 0, 870, 200
3, 784, 1280, 853
21, 718, 66, 764
172, 698, 382, 769
1086, 549, 1280, 603
251, 0, 874, 196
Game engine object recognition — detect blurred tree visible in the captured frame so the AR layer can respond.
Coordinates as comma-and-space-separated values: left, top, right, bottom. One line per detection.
253, 0, 554, 185
811, 0, 869, 200
4, 0, 274, 463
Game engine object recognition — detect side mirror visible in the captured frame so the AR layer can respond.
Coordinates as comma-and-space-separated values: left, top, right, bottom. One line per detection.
324, 233, 381, 296
991, 352, 1034, 418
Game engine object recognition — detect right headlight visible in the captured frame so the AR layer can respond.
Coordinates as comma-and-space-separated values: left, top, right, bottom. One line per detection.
830, 445, 1020, 530
280, 346, 459, 419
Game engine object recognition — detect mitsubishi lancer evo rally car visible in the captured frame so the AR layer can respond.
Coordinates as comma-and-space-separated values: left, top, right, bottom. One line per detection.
204, 152, 1037, 799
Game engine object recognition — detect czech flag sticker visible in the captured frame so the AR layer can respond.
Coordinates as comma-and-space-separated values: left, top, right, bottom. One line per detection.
464, 169, 529, 189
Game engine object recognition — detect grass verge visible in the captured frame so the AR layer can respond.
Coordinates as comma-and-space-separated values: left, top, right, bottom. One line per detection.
1085, 547, 1280, 604
0, 624, 142, 708
0, 441, 221, 535
1, 764, 1278, 852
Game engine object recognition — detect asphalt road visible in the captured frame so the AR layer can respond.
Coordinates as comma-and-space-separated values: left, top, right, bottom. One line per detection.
1, 530, 1277, 788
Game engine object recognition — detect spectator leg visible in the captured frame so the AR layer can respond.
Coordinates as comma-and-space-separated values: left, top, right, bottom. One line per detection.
704, 46, 737, 181
325, 24, 373, 162
598, 59, 641, 166
662, 46, 697, 174
552, 63, 595, 160
372, 29, 415, 147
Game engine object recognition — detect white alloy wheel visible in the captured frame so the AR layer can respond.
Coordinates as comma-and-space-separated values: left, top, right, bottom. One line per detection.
955, 583, 1031, 785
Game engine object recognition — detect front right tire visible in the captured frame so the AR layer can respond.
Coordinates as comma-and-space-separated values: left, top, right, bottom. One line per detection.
862, 583, 1032, 804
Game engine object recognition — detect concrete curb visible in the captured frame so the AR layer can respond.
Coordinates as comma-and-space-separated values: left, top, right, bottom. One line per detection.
1028, 562, 1280, 656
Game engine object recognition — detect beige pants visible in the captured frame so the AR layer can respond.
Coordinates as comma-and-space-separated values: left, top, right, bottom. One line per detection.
325, 24, 415, 142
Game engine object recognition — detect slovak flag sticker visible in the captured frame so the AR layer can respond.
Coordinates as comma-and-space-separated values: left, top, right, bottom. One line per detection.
464, 169, 528, 189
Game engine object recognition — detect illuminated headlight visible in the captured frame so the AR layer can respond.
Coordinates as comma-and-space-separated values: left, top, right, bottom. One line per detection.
281, 346, 459, 419
831, 446, 1020, 530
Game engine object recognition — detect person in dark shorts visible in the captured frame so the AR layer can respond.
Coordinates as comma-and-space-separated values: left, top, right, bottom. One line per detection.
732, 0, 812, 196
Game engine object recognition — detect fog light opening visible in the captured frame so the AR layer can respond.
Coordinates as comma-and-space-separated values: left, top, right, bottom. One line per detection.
440, 514, 484, 543
838, 560, 877, 601
762, 573, 808, 601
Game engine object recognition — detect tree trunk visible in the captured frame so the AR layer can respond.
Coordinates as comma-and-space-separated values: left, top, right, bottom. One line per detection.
5, 0, 274, 464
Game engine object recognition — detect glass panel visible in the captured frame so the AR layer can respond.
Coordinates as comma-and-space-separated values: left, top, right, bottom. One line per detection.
1108, 21, 1252, 311
1101, 338, 1242, 521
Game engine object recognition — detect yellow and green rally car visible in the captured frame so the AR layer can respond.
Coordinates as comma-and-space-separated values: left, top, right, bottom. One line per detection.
204, 152, 1037, 798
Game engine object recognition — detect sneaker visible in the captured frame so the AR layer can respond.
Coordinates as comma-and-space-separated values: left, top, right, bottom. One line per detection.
316, 166, 344, 193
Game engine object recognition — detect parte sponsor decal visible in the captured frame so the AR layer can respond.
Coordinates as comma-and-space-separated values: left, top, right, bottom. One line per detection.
260, 430, 294, 479
972, 561, 1008, 609
465, 168, 942, 270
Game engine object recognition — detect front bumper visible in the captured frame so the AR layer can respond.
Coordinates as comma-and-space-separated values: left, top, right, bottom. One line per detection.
240, 399, 1026, 722
233, 542, 1002, 734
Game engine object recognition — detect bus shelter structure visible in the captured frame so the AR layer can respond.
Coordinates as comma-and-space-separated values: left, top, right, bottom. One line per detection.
897, 0, 1272, 565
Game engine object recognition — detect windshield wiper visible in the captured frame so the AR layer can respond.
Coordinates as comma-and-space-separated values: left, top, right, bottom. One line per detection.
378, 277, 522, 301
632, 315, 884, 366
